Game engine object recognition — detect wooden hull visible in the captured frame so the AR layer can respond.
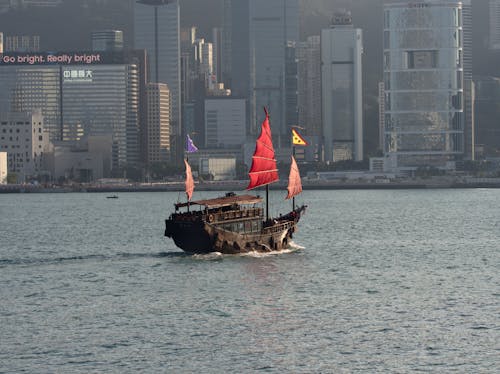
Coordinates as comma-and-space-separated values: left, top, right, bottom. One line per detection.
165, 206, 305, 255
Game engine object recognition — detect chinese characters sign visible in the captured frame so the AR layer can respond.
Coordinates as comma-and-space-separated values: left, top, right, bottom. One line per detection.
63, 69, 94, 83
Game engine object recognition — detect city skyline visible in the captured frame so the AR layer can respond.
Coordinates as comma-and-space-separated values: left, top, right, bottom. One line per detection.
0, 0, 500, 183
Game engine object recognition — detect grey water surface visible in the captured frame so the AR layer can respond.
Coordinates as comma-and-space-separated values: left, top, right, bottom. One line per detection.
0, 189, 499, 373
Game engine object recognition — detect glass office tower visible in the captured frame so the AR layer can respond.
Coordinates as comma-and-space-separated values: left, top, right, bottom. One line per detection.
0, 66, 61, 141
249, 0, 299, 138
134, 0, 181, 156
321, 11, 363, 162
383, 1, 465, 170
0, 53, 141, 168
224, 0, 299, 140
62, 64, 140, 168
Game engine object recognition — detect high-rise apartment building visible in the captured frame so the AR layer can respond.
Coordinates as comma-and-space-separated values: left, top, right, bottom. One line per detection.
321, 10, 363, 162
146, 83, 170, 163
0, 110, 50, 182
223, 0, 299, 140
383, 0, 466, 171
0, 65, 61, 141
134, 0, 181, 158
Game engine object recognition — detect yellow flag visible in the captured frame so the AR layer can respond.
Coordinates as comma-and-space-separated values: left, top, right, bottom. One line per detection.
292, 128, 308, 146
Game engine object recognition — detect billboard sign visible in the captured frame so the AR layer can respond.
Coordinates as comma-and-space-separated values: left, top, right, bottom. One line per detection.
0, 52, 107, 66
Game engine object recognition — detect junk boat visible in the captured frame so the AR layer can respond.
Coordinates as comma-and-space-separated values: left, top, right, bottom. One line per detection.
164, 108, 306, 254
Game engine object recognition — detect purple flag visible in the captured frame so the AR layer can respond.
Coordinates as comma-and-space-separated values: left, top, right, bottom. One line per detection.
186, 134, 198, 153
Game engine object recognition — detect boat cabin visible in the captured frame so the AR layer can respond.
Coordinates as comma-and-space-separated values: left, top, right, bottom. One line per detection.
171, 193, 264, 234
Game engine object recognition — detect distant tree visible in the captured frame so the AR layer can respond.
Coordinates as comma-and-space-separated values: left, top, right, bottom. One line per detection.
110, 165, 142, 182
125, 165, 142, 182
149, 162, 185, 180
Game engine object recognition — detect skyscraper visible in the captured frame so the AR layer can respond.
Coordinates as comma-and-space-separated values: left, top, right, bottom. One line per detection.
297, 35, 321, 137
212, 27, 223, 83
4, 35, 40, 52
223, 0, 299, 140
0, 51, 143, 168
490, 0, 500, 50
92, 30, 124, 52
146, 83, 170, 163
462, 0, 474, 160
204, 98, 246, 148
134, 0, 181, 158
0, 110, 50, 182
0, 0, 62, 10
383, 0, 466, 171
321, 10, 363, 162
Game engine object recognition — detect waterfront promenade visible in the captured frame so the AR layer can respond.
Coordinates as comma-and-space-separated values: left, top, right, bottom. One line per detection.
2, 176, 500, 193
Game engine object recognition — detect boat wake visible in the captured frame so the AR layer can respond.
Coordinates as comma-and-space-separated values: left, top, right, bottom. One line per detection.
192, 252, 224, 261
191, 242, 304, 260
288, 240, 305, 250
242, 243, 304, 258
0, 252, 186, 268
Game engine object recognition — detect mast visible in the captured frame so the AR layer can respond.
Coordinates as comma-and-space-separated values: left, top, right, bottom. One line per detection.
247, 108, 279, 221
292, 146, 296, 209
266, 185, 269, 221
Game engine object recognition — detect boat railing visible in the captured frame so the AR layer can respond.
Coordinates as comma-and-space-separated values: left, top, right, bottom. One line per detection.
209, 207, 263, 223
171, 211, 202, 222
262, 220, 294, 234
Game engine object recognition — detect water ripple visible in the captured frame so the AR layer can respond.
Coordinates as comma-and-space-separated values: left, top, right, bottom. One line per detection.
0, 190, 499, 372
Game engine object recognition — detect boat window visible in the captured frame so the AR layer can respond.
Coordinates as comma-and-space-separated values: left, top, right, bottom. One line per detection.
245, 221, 252, 232
238, 222, 244, 232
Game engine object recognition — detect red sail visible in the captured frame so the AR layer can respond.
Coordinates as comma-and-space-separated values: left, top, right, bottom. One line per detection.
286, 155, 302, 200
184, 159, 194, 201
247, 109, 279, 190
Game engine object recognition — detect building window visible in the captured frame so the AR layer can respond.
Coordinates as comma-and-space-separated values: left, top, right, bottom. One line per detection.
405, 50, 438, 69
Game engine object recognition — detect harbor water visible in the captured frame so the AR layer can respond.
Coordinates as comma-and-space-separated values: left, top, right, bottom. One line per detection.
0, 189, 499, 372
